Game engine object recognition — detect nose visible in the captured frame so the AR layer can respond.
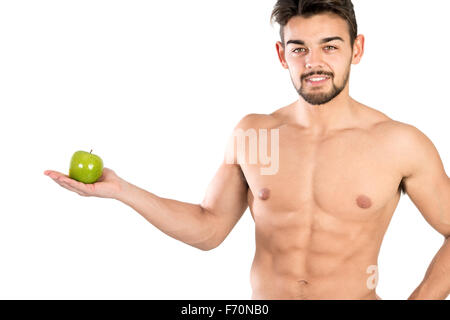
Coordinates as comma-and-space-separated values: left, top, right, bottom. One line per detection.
304, 49, 324, 69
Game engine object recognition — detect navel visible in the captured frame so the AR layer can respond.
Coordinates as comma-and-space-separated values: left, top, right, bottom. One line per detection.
295, 279, 309, 299
258, 188, 270, 201
356, 195, 372, 209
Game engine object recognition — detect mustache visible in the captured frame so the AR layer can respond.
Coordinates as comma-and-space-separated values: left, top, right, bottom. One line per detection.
302, 71, 333, 80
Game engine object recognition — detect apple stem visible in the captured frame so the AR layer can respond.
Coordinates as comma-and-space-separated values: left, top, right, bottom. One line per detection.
90, 149, 92, 154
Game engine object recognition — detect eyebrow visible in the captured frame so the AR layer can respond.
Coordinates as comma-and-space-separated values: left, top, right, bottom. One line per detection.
286, 36, 345, 46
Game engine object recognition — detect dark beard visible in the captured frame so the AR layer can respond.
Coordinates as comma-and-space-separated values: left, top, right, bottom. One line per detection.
297, 70, 350, 106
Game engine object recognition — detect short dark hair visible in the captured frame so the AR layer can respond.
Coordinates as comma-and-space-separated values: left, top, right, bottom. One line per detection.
270, 0, 358, 49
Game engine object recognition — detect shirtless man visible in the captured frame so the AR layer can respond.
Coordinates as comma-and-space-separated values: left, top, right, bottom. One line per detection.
44, 0, 450, 299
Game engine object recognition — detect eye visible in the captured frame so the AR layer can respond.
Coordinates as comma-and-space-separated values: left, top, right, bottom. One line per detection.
292, 46, 337, 54
292, 48, 306, 54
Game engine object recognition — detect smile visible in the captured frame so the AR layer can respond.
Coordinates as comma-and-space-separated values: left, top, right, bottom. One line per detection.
305, 76, 330, 85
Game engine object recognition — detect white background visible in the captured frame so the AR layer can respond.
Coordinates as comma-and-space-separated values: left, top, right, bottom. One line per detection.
0, 0, 448, 299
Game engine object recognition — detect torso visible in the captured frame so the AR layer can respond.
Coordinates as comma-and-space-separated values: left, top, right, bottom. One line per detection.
240, 102, 405, 299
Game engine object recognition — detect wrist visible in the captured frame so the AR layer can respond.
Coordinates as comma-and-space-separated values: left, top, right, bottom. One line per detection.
114, 178, 134, 202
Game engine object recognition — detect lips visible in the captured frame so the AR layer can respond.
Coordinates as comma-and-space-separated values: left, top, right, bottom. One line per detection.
305, 76, 330, 85
305, 75, 331, 82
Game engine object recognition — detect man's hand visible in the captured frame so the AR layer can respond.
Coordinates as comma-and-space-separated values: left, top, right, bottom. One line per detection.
44, 167, 125, 199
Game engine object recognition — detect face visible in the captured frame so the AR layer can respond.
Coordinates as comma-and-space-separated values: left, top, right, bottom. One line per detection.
275, 13, 364, 106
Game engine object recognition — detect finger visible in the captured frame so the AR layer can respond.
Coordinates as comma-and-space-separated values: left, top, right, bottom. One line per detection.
58, 176, 96, 195
44, 170, 61, 176
46, 170, 100, 196
44, 170, 69, 180
47, 174, 70, 185
58, 180, 89, 197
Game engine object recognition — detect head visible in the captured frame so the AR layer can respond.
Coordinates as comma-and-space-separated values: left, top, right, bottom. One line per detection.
270, 0, 364, 106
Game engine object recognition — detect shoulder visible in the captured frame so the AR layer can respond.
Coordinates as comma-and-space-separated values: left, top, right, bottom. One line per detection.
373, 119, 443, 178
356, 102, 429, 145
233, 111, 284, 131
224, 111, 283, 165
356, 103, 443, 177
373, 119, 432, 148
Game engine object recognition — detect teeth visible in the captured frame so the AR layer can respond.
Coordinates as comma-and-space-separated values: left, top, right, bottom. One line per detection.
308, 77, 327, 82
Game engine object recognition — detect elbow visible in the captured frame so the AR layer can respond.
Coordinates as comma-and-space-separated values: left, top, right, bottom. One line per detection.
196, 206, 222, 251
195, 229, 223, 251
197, 237, 221, 251
198, 245, 216, 251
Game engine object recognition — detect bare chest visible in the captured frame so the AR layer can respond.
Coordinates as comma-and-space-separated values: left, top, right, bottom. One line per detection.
239, 126, 402, 222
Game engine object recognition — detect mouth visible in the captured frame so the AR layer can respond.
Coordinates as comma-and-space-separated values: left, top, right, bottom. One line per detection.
305, 76, 331, 86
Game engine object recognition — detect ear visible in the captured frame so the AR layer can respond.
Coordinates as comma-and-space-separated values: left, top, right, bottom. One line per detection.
275, 41, 289, 69
351, 34, 365, 65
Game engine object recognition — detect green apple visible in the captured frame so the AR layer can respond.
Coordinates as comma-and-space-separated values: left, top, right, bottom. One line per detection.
69, 150, 103, 184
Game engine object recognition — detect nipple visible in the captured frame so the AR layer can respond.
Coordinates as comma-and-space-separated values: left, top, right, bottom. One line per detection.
258, 188, 270, 201
356, 195, 372, 209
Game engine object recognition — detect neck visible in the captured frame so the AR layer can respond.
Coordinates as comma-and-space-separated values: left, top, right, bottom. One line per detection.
291, 88, 357, 135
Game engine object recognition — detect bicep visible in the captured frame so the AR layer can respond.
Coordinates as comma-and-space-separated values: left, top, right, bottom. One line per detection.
199, 115, 255, 246
200, 161, 249, 246
402, 126, 450, 237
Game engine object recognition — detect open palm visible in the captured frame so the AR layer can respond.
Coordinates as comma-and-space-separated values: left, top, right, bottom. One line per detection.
44, 167, 125, 199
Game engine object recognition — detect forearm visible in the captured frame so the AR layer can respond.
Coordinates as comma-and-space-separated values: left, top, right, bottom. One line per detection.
408, 236, 450, 300
114, 180, 216, 250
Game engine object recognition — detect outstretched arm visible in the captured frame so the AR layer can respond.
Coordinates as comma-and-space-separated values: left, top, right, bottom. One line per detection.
45, 115, 251, 251
116, 115, 250, 250
398, 125, 450, 299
